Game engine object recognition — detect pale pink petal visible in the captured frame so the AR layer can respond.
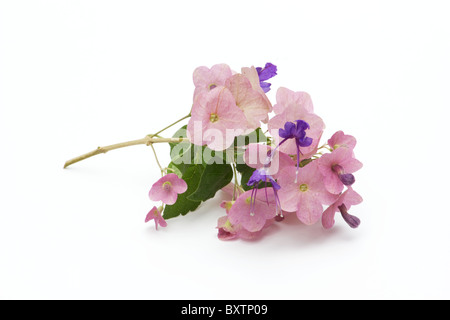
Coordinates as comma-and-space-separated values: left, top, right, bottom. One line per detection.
148, 179, 164, 201
165, 173, 188, 194
273, 87, 314, 115
228, 189, 277, 233
193, 64, 232, 98
341, 187, 363, 209
317, 151, 344, 193
278, 188, 300, 212
328, 131, 357, 151
240, 66, 273, 113
276, 166, 301, 212
304, 162, 340, 204
217, 216, 238, 240
145, 206, 159, 223
321, 187, 363, 229
225, 74, 271, 130
156, 215, 167, 228
161, 189, 178, 205
342, 157, 363, 173
323, 174, 344, 195
322, 204, 337, 229
145, 206, 166, 230
187, 86, 247, 151
296, 195, 323, 225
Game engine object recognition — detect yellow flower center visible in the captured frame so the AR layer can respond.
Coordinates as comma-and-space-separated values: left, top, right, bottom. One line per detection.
299, 184, 308, 192
162, 181, 172, 190
224, 219, 233, 231
245, 196, 252, 205
210, 113, 219, 123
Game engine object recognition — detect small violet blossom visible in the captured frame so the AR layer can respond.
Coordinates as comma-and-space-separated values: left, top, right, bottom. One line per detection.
275, 120, 313, 182
318, 147, 363, 194
322, 187, 363, 229
256, 63, 277, 93
148, 173, 188, 205
145, 206, 167, 230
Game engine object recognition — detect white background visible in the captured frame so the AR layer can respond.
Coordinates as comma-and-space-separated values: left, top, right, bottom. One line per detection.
1, 0, 449, 299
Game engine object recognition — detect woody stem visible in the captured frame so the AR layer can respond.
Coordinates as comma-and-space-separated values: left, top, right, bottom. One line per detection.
63, 136, 189, 169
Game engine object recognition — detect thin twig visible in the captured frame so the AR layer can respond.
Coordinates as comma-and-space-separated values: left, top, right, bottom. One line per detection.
149, 143, 164, 176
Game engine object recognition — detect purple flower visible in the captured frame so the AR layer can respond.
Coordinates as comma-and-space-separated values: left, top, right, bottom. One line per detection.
274, 120, 313, 182
246, 168, 282, 219
278, 120, 313, 147
322, 187, 363, 229
256, 63, 277, 93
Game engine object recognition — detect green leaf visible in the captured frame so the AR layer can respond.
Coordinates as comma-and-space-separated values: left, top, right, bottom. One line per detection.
162, 164, 204, 219
201, 145, 229, 166
167, 161, 183, 178
187, 163, 233, 202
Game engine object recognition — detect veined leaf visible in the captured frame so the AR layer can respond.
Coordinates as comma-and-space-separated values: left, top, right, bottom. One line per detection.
162, 164, 204, 219
187, 163, 233, 202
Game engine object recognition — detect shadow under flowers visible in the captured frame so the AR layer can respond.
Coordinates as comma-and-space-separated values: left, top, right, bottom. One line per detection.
241, 211, 356, 248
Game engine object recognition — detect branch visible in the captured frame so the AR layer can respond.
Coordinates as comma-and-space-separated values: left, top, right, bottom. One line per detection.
63, 136, 188, 169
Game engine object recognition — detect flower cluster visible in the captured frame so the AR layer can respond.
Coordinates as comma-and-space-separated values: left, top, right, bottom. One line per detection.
145, 63, 363, 240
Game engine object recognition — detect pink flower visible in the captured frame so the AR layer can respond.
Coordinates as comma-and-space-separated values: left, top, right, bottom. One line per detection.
277, 162, 338, 225
268, 88, 325, 159
227, 188, 277, 233
216, 216, 264, 241
145, 206, 167, 230
193, 64, 233, 99
322, 187, 363, 229
187, 86, 247, 151
317, 147, 363, 194
148, 173, 188, 205
328, 130, 357, 151
225, 74, 272, 130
